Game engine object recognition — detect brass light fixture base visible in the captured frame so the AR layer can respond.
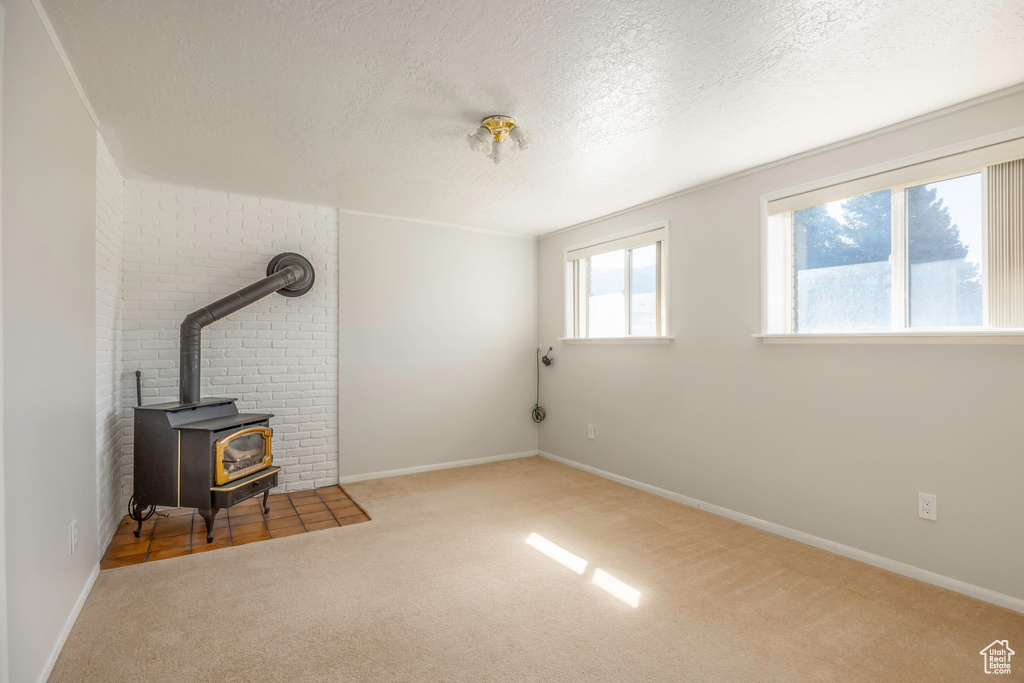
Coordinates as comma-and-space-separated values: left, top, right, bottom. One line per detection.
481, 115, 518, 142
467, 115, 529, 164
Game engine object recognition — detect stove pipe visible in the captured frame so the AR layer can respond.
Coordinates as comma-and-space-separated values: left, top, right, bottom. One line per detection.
179, 252, 315, 405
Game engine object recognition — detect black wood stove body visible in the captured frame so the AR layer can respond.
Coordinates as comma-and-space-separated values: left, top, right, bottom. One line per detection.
133, 398, 280, 542
130, 253, 315, 543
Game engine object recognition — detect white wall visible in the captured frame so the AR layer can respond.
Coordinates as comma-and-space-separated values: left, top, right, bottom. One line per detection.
95, 132, 124, 551
121, 181, 340, 495
538, 90, 1024, 602
2, 0, 99, 680
0, 5, 8, 680
339, 213, 538, 477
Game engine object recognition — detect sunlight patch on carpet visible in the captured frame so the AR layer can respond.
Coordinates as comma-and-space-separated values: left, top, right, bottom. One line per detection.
592, 568, 640, 608
526, 532, 588, 575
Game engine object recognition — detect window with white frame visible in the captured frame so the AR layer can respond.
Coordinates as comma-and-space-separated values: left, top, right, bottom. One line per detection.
764, 137, 1024, 335
564, 225, 668, 338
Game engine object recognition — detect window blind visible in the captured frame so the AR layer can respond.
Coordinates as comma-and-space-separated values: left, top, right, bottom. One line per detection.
988, 158, 1024, 328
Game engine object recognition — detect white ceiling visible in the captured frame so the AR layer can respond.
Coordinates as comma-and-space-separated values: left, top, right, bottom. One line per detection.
43, 0, 1024, 236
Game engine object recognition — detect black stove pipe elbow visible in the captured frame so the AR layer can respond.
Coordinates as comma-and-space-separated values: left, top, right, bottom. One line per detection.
179, 252, 315, 405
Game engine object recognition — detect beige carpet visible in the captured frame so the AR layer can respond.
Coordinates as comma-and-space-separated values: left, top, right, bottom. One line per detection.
52, 457, 1023, 681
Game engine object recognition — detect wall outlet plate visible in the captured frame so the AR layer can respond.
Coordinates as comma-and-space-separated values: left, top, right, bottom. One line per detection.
70, 519, 79, 555
587, 424, 595, 439
918, 493, 937, 521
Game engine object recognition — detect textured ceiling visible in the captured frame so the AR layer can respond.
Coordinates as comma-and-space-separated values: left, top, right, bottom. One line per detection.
43, 0, 1024, 235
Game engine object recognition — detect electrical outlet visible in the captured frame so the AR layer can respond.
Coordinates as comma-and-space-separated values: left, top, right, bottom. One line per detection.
587, 424, 595, 440
70, 519, 78, 555
918, 493, 937, 521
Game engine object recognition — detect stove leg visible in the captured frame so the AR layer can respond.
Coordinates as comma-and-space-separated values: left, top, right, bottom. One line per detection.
261, 490, 270, 514
198, 507, 219, 544
134, 516, 144, 538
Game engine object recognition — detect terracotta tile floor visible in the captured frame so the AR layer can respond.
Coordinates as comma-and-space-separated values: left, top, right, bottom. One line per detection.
101, 485, 370, 569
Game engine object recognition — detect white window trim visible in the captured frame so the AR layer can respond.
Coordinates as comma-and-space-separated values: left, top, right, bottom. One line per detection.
559, 336, 674, 344
759, 127, 1024, 344
753, 331, 1024, 345
562, 221, 672, 342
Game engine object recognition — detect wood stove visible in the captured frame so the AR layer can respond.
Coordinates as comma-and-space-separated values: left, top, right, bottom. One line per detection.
133, 398, 279, 541
129, 253, 315, 543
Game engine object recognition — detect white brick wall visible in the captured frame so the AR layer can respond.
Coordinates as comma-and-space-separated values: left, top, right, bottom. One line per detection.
120, 181, 339, 498
95, 133, 126, 550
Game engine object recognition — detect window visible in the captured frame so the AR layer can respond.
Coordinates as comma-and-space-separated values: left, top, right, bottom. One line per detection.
907, 173, 984, 327
765, 137, 1024, 336
793, 189, 893, 333
565, 226, 668, 339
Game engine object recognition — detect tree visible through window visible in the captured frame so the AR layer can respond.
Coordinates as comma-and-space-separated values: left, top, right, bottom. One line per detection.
907, 174, 983, 327
794, 190, 892, 332
792, 174, 982, 332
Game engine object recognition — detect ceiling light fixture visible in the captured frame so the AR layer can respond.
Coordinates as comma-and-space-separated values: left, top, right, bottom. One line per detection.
467, 115, 529, 166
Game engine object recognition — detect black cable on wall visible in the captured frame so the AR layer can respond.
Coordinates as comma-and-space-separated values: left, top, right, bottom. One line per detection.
533, 347, 553, 423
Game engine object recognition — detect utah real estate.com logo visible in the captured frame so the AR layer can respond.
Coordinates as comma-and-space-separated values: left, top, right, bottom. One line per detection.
980, 640, 1014, 675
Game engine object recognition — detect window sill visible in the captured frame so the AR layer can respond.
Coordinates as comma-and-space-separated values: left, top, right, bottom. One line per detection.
559, 336, 674, 344
754, 331, 1024, 345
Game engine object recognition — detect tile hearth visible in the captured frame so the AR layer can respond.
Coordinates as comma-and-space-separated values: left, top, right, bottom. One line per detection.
101, 485, 370, 569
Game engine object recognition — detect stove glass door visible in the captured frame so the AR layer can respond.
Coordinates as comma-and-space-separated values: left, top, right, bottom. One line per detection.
215, 427, 272, 485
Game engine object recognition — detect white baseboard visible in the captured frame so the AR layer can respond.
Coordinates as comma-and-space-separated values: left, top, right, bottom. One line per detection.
538, 451, 1024, 615
37, 562, 100, 683
338, 450, 538, 484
